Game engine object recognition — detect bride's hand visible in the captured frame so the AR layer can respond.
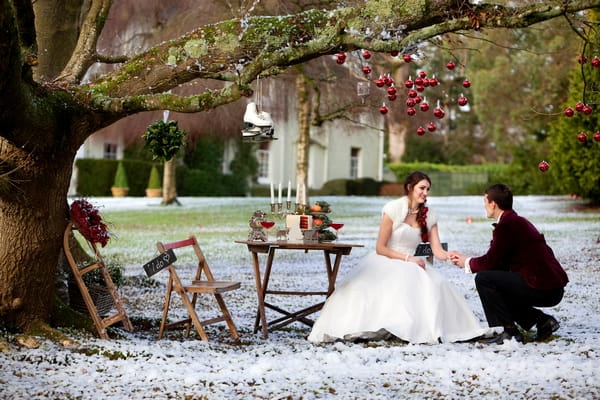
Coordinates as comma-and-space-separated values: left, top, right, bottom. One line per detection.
407, 256, 426, 270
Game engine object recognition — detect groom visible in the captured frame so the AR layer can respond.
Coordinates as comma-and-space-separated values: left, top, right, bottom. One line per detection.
450, 184, 568, 344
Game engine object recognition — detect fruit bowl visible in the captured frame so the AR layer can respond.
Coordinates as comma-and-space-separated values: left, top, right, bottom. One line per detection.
309, 200, 331, 214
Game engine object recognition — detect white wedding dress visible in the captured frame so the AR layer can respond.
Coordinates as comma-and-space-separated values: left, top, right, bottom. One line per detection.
308, 198, 493, 344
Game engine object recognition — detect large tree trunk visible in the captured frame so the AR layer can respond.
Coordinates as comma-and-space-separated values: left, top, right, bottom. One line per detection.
0, 137, 75, 329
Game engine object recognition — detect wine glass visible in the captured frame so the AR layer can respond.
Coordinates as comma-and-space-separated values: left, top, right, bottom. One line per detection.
329, 222, 344, 241
260, 220, 276, 241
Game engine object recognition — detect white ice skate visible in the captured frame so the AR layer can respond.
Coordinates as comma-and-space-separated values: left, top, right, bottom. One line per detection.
241, 102, 275, 140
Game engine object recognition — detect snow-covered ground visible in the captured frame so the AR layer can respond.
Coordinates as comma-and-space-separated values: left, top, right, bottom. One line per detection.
1, 195, 599, 399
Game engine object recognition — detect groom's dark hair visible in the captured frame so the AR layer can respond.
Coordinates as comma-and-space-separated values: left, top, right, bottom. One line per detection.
485, 184, 513, 210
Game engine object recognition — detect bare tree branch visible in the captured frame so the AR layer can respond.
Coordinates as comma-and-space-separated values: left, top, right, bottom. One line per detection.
60, 0, 113, 83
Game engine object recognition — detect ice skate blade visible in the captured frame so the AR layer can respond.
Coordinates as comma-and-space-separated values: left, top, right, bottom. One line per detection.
241, 129, 277, 142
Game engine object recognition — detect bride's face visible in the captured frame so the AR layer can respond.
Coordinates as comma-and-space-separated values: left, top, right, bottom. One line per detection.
409, 179, 430, 204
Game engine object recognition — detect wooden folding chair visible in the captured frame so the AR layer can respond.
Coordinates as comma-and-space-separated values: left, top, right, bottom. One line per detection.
63, 223, 133, 339
156, 236, 241, 341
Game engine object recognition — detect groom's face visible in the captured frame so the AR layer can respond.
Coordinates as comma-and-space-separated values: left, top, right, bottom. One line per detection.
483, 194, 497, 219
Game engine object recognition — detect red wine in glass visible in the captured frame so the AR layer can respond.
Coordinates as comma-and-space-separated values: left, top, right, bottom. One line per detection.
330, 223, 344, 231
260, 221, 275, 229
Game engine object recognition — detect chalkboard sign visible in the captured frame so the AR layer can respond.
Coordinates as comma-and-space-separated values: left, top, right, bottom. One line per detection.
414, 242, 448, 257
143, 249, 176, 277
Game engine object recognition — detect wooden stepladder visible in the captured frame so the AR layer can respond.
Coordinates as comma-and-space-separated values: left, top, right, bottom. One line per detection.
63, 222, 133, 339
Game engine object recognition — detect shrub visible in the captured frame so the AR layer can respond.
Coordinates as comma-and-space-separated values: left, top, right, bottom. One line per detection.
112, 162, 129, 189
147, 165, 162, 189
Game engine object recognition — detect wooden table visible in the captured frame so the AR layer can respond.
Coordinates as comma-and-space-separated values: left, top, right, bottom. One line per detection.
235, 240, 363, 339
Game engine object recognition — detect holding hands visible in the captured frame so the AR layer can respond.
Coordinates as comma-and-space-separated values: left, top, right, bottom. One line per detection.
449, 251, 467, 268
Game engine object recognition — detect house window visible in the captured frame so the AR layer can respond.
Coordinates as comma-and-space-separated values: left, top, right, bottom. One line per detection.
256, 142, 270, 181
350, 147, 360, 179
104, 143, 118, 159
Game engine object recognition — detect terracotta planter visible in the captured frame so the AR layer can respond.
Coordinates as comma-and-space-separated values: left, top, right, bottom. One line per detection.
145, 188, 162, 198
111, 187, 129, 197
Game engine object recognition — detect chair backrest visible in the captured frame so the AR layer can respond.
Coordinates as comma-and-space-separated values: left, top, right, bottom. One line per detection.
157, 236, 215, 281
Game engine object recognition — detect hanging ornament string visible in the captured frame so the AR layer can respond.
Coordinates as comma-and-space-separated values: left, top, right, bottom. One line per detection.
256, 74, 263, 111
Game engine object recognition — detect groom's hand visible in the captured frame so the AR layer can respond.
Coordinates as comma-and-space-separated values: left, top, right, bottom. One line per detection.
449, 251, 467, 268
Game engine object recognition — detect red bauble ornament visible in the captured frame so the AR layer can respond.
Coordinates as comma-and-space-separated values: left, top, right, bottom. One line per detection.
379, 105, 389, 115
427, 122, 436, 132
408, 89, 418, 98
577, 132, 587, 143
433, 107, 445, 119
405, 79, 414, 88
385, 75, 394, 86
578, 55, 588, 64
414, 96, 422, 104
564, 107, 574, 117
390, 50, 399, 57
458, 95, 468, 106
420, 101, 430, 112
575, 102, 585, 112
415, 77, 424, 86
428, 77, 438, 87
406, 98, 416, 107
417, 126, 426, 136
538, 161, 549, 172
376, 77, 385, 87
403, 54, 412, 62
582, 105, 593, 115
594, 131, 600, 142
418, 71, 427, 78
387, 93, 398, 101
362, 66, 372, 75
387, 85, 397, 96
407, 107, 416, 116
336, 53, 346, 64
416, 85, 425, 92
362, 50, 372, 59
446, 61, 456, 70
592, 57, 600, 68
462, 79, 471, 88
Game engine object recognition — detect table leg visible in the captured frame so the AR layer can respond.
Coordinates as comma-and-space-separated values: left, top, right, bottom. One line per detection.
323, 250, 344, 296
250, 251, 269, 339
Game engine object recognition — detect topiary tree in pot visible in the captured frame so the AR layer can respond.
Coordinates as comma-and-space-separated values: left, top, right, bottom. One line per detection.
110, 161, 130, 197
145, 165, 162, 197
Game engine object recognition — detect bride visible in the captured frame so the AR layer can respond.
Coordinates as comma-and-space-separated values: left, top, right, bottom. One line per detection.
308, 171, 494, 344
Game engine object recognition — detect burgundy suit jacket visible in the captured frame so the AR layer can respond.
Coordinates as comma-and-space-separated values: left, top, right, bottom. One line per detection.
470, 210, 568, 290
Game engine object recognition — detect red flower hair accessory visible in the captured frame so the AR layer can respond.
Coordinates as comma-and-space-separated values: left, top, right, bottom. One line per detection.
69, 199, 111, 247
418, 206, 429, 242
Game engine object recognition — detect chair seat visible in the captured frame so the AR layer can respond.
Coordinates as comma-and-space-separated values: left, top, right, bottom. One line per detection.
187, 280, 241, 293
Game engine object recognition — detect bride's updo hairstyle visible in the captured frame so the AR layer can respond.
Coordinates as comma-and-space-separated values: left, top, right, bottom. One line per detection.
403, 171, 431, 240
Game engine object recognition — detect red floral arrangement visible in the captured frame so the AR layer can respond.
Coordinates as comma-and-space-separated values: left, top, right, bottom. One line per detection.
69, 199, 110, 247
418, 206, 429, 242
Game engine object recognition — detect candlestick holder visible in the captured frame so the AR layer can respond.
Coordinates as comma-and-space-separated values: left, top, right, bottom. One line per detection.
269, 201, 293, 241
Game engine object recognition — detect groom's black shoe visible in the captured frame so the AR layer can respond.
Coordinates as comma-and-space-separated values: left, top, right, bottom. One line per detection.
483, 327, 524, 345
534, 314, 559, 342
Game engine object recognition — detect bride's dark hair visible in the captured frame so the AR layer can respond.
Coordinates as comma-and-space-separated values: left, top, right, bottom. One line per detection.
403, 171, 431, 240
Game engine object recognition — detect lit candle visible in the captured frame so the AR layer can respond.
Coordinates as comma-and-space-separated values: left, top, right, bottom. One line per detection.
296, 183, 300, 204
287, 181, 291, 201
278, 182, 282, 203
270, 183, 274, 204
